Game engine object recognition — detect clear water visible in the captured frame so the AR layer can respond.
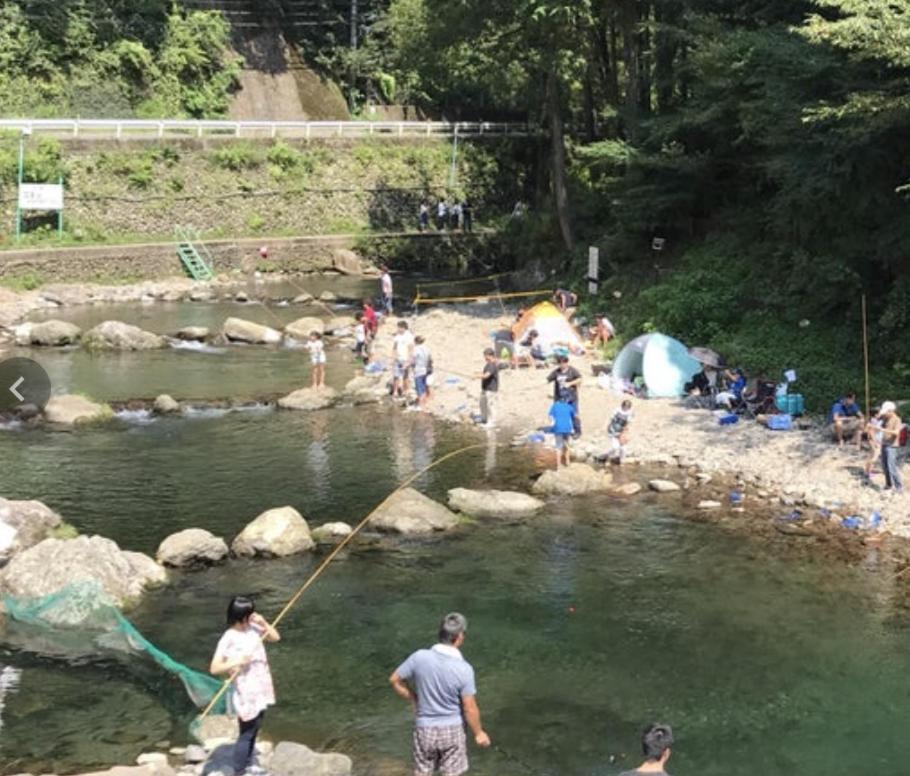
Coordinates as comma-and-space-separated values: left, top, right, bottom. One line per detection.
1, 407, 910, 775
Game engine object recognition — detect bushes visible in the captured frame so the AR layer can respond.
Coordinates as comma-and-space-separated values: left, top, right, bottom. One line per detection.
212, 143, 263, 172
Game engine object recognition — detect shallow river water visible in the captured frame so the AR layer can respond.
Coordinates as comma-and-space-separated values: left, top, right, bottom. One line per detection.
1, 296, 910, 775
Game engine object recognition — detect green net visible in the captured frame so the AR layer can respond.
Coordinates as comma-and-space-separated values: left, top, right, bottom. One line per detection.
3, 582, 227, 713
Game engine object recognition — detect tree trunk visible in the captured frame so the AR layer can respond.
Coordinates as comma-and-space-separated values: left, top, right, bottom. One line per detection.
638, 1, 652, 116
621, 0, 640, 140
655, 1, 681, 112
546, 70, 574, 253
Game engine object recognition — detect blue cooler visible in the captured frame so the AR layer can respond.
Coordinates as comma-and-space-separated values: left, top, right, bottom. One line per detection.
768, 414, 793, 431
775, 394, 805, 416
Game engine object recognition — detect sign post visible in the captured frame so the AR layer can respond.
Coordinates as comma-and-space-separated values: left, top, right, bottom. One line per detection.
587, 246, 599, 295
17, 182, 64, 240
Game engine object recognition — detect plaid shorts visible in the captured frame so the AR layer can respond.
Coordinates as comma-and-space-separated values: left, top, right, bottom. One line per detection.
412, 725, 468, 776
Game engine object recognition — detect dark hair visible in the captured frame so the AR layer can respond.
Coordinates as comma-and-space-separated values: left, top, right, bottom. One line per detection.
557, 355, 569, 364
483, 347, 495, 357
622, 400, 632, 410
415, 335, 425, 344
355, 311, 363, 321
845, 391, 856, 400
310, 330, 322, 339
227, 596, 255, 626
438, 612, 468, 644
641, 723, 673, 761
363, 298, 372, 306
398, 320, 409, 330
528, 329, 538, 338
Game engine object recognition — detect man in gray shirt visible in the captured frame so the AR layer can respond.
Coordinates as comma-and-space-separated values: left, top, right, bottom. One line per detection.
390, 613, 491, 775
619, 723, 674, 776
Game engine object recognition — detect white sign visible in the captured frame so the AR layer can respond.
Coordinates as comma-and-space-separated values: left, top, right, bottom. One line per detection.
19, 184, 64, 211
588, 247, 599, 295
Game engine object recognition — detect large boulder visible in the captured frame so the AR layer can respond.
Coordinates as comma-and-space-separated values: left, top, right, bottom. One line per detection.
153, 394, 180, 414
156, 529, 228, 568
343, 375, 383, 405
44, 394, 113, 426
232, 507, 315, 558
223, 317, 282, 345
284, 317, 325, 341
278, 387, 338, 411
447, 488, 544, 521
649, 479, 681, 493
319, 291, 338, 302
176, 326, 210, 341
371, 488, 459, 535
270, 741, 352, 776
532, 464, 613, 496
324, 317, 353, 336
83, 321, 166, 350
0, 535, 166, 609
29, 320, 82, 346
332, 248, 365, 276
0, 498, 63, 561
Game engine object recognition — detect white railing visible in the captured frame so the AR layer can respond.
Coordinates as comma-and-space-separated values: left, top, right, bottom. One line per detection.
0, 119, 533, 140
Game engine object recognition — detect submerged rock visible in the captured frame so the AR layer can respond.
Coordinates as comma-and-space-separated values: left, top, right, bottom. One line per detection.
278, 387, 338, 411
532, 464, 613, 496
156, 529, 228, 568
29, 319, 82, 346
232, 506, 315, 557
83, 321, 166, 350
447, 488, 544, 520
292, 292, 314, 304
0, 535, 166, 610
343, 375, 383, 405
649, 479, 681, 493
0, 498, 63, 561
270, 741, 352, 776
153, 394, 181, 415
284, 316, 325, 340
610, 482, 643, 497
371, 488, 459, 535
223, 317, 282, 345
311, 522, 353, 544
319, 291, 338, 302
44, 394, 113, 426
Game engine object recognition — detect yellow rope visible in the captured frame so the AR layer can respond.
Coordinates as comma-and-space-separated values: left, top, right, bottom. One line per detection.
196, 442, 489, 722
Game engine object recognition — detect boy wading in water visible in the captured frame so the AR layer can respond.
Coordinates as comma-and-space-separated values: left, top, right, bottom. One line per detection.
477, 348, 499, 428
605, 400, 633, 463
548, 397, 576, 469
619, 723, 674, 776
306, 330, 326, 389
210, 596, 281, 776
389, 613, 491, 776
413, 335, 432, 409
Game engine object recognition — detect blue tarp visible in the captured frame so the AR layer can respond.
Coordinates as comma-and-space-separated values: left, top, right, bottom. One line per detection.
612, 333, 701, 398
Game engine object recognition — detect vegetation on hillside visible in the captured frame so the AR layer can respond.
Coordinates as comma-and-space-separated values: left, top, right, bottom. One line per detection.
0, 1, 240, 117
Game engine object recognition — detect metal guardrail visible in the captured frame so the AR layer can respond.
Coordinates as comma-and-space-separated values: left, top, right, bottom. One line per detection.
0, 119, 532, 140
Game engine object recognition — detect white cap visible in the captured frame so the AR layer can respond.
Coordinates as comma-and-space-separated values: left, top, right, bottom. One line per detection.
880, 401, 897, 414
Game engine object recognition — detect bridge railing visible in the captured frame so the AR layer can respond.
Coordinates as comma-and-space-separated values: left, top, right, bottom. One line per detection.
0, 119, 533, 140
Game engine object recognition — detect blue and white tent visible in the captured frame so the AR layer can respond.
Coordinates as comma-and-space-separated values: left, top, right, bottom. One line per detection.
612, 333, 701, 398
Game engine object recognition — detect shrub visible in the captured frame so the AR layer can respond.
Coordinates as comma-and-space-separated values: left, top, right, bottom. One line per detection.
212, 142, 262, 171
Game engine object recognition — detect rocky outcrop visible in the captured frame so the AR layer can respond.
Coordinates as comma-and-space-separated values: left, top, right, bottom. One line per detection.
83, 321, 166, 350
156, 529, 228, 567
371, 488, 460, 535
331, 248, 365, 276
153, 394, 181, 415
278, 387, 338, 411
44, 394, 113, 426
232, 506, 315, 557
176, 326, 210, 341
0, 498, 63, 561
270, 742, 352, 776
311, 522, 353, 544
532, 464, 613, 496
29, 319, 82, 346
447, 488, 544, 520
223, 317, 282, 345
343, 375, 384, 405
284, 316, 324, 340
0, 535, 166, 610
649, 479, 681, 493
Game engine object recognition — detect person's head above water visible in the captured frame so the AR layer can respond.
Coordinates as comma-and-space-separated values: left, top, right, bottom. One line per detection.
438, 612, 468, 647
226, 595, 255, 627
641, 723, 673, 765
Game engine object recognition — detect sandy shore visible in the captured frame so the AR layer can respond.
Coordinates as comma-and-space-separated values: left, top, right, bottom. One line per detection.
374, 304, 910, 537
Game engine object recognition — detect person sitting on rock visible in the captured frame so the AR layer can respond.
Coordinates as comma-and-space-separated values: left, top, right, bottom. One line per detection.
828, 391, 864, 448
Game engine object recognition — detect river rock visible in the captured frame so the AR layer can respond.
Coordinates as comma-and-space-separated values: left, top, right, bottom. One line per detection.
311, 522, 353, 544
270, 741, 352, 776
83, 321, 166, 350
183, 745, 208, 764
447, 488, 544, 520
137, 753, 169, 768
278, 387, 338, 411
292, 292, 314, 304
531, 464, 613, 496
332, 248, 365, 276
371, 488, 459, 534
29, 320, 82, 346
284, 317, 325, 340
191, 715, 236, 745
176, 326, 210, 341
0, 535, 166, 612
223, 317, 282, 345
324, 316, 352, 336
232, 506, 315, 557
44, 394, 112, 426
610, 482, 642, 497
0, 498, 63, 561
649, 479, 681, 493
698, 500, 723, 510
318, 291, 338, 302
153, 394, 181, 415
156, 529, 228, 567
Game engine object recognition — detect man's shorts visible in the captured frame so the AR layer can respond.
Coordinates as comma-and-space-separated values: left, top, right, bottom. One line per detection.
415, 374, 428, 397
554, 432, 572, 450
832, 417, 863, 438
394, 360, 410, 379
413, 725, 468, 776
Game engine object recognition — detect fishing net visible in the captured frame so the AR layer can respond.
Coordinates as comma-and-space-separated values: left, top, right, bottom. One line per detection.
2, 581, 227, 713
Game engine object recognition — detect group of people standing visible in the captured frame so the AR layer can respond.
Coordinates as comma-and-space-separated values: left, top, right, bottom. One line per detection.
419, 199, 474, 233
212, 600, 675, 776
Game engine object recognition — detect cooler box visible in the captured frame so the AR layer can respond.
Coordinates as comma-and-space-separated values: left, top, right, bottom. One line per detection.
768, 414, 793, 431
775, 393, 805, 416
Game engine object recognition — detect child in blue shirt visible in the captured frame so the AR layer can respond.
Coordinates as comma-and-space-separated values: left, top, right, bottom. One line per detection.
548, 399, 576, 469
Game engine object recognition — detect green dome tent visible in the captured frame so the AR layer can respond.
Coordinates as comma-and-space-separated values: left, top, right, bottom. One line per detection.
612, 333, 701, 398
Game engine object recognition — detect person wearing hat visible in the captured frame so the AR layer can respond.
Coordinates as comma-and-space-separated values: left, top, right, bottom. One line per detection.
878, 401, 904, 494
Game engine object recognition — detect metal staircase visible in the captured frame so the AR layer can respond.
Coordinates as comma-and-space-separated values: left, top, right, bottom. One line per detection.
175, 227, 215, 281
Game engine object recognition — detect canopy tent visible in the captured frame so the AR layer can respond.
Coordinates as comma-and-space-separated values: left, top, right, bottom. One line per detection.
612, 333, 701, 398
512, 301, 585, 355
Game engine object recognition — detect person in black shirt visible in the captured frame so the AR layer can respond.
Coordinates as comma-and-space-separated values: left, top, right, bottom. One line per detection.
477, 347, 499, 427
547, 355, 582, 436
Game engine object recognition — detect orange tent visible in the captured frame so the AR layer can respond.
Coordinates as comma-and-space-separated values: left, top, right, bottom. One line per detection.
511, 301, 585, 355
